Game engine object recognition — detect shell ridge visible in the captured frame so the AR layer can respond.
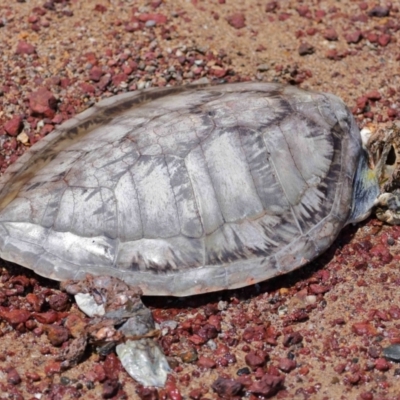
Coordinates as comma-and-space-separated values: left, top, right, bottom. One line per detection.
236, 126, 266, 212
122, 169, 144, 241
260, 129, 303, 235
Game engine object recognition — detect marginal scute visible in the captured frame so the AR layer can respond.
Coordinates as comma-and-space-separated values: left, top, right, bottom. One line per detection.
0, 83, 362, 296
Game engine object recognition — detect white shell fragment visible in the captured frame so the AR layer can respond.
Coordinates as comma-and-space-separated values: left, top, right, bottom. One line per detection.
116, 339, 171, 388
360, 126, 373, 149
74, 292, 105, 317
62, 276, 169, 387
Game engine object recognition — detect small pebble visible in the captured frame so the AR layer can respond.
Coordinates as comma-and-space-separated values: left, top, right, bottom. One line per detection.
298, 42, 315, 56
15, 40, 36, 55
179, 348, 198, 363
7, 368, 21, 385
368, 6, 390, 18
226, 13, 246, 29
245, 350, 268, 368
197, 356, 216, 369
4, 116, 23, 136
237, 367, 251, 376
217, 301, 228, 311
278, 358, 296, 373
323, 28, 338, 41
375, 358, 390, 371
257, 64, 269, 72
212, 376, 242, 397
102, 379, 119, 399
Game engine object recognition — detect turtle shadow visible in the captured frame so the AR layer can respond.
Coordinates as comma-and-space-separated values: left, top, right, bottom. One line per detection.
143, 221, 361, 311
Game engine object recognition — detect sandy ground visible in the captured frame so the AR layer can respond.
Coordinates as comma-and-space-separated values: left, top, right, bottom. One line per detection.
0, 0, 400, 399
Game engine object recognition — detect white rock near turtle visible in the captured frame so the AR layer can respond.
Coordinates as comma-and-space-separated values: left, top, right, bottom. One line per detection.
0, 82, 399, 387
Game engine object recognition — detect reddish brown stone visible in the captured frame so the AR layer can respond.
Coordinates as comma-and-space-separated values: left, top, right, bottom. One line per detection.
309, 284, 330, 294
188, 334, 207, 345
323, 28, 338, 41
375, 358, 390, 371
378, 34, 391, 47
112, 73, 128, 87
80, 82, 96, 94
226, 13, 246, 29
64, 314, 86, 338
138, 13, 167, 24
389, 306, 400, 319
208, 315, 221, 331
7, 368, 21, 385
48, 293, 69, 311
365, 90, 381, 100
43, 324, 69, 346
296, 5, 310, 17
94, 4, 107, 13
0, 308, 30, 326
243, 325, 267, 342
245, 350, 268, 368
29, 87, 57, 118
315, 9, 326, 20
345, 31, 362, 44
44, 360, 61, 376
15, 40, 36, 55
347, 373, 361, 384
211, 67, 228, 78
265, 2, 278, 12
26, 293, 44, 312
89, 66, 103, 82
136, 386, 159, 400
33, 311, 59, 324
102, 379, 119, 399
352, 322, 378, 337
165, 380, 182, 400
212, 376, 243, 397
278, 358, 297, 373
92, 364, 107, 382
104, 353, 122, 381
4, 116, 23, 136
248, 373, 285, 397
197, 356, 216, 369
26, 372, 41, 382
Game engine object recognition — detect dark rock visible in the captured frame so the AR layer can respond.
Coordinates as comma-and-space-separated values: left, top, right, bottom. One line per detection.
102, 379, 119, 399
212, 376, 243, 397
383, 344, 400, 362
298, 42, 315, 56
368, 6, 390, 18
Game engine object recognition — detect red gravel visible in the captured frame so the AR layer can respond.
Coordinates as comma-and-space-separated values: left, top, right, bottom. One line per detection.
0, 0, 399, 399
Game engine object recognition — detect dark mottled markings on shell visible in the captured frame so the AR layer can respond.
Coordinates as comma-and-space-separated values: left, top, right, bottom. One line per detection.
0, 82, 361, 296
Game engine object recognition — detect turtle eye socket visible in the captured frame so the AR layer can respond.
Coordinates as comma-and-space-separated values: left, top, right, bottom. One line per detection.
386, 145, 396, 166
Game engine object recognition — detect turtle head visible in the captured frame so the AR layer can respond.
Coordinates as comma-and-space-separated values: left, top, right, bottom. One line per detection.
353, 122, 400, 225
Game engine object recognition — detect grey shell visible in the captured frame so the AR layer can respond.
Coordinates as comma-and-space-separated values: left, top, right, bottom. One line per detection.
0, 82, 361, 296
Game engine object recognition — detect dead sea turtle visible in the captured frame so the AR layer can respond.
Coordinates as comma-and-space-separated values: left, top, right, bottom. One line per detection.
0, 82, 399, 386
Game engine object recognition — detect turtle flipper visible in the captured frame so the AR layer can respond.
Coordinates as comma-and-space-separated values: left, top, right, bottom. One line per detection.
61, 275, 170, 387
